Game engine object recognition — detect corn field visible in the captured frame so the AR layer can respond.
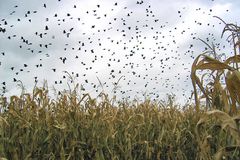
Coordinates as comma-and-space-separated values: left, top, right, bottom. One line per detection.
0, 18, 240, 160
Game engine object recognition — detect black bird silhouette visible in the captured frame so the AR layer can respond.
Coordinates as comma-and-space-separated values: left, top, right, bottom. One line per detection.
0, 27, 6, 33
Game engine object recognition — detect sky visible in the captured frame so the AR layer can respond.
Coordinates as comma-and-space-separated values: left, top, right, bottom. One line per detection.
0, 0, 239, 104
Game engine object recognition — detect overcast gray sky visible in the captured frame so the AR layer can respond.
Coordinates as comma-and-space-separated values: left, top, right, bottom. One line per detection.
0, 0, 239, 104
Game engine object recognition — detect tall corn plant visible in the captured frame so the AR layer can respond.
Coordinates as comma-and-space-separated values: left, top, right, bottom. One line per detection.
191, 17, 240, 114
193, 17, 240, 159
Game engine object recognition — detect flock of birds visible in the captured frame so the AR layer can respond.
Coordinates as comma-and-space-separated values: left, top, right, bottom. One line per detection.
0, 0, 232, 102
